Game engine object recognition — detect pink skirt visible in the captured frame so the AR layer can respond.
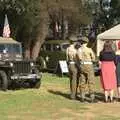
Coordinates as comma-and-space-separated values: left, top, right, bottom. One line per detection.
100, 61, 117, 90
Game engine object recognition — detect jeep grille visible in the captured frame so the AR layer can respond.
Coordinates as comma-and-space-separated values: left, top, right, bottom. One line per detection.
14, 61, 31, 74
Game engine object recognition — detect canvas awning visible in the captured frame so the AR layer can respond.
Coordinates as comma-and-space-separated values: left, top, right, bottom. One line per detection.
98, 24, 120, 40
97, 24, 120, 56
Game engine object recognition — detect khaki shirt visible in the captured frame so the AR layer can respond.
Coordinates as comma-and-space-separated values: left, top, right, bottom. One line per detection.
77, 43, 95, 62
66, 44, 77, 62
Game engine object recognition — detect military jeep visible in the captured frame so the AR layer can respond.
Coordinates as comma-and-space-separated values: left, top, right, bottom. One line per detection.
39, 40, 70, 72
0, 37, 41, 90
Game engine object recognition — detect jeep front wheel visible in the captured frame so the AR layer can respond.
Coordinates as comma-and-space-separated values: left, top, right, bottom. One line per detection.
0, 70, 8, 91
30, 79, 41, 89
34, 79, 41, 88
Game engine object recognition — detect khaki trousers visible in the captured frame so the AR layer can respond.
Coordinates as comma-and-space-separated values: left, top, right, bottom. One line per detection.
79, 64, 95, 100
68, 63, 78, 99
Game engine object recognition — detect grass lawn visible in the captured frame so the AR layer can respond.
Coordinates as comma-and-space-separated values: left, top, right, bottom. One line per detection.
0, 73, 120, 120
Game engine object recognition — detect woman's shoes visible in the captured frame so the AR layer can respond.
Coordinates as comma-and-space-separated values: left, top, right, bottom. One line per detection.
104, 99, 109, 103
104, 98, 116, 103
110, 99, 114, 103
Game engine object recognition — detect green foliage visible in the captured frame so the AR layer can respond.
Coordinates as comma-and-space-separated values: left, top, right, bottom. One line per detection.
97, 0, 120, 29
82, 0, 120, 30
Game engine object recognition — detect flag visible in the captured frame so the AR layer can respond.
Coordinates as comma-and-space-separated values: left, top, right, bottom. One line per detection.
3, 14, 11, 38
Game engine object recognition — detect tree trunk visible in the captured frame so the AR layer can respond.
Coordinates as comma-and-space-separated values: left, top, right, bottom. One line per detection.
31, 40, 41, 60
23, 36, 31, 59
31, 22, 49, 60
24, 48, 31, 59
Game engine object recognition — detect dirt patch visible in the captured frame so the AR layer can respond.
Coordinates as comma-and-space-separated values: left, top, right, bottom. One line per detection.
60, 108, 95, 120
83, 102, 120, 119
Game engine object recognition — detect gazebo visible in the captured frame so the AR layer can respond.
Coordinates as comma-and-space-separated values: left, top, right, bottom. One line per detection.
97, 24, 120, 56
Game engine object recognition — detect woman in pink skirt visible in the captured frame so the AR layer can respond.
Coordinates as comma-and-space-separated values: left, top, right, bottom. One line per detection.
99, 41, 117, 102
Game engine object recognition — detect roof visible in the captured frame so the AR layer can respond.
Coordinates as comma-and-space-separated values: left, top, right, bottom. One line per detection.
0, 37, 20, 44
97, 24, 120, 40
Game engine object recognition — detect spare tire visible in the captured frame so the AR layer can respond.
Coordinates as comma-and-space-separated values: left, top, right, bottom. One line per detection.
0, 70, 8, 91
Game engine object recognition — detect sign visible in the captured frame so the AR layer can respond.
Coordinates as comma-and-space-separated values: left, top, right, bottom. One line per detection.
59, 60, 68, 73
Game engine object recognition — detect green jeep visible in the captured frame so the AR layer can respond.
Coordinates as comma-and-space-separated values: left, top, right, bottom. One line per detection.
0, 37, 41, 90
39, 40, 70, 72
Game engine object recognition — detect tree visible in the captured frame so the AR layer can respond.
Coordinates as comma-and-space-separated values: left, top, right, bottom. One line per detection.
94, 0, 120, 30
31, 0, 91, 60
0, 0, 91, 60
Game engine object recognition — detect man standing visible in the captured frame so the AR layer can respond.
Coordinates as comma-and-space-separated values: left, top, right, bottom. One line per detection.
77, 36, 96, 103
66, 35, 78, 100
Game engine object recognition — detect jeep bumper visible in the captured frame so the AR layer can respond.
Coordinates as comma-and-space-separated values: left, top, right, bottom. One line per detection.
11, 73, 42, 80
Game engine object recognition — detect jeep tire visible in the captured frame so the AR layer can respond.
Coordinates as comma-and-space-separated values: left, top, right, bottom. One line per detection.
30, 79, 41, 89
0, 70, 8, 91
34, 79, 41, 88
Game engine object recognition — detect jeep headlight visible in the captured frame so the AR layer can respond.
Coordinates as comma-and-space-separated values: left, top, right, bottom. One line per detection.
10, 62, 14, 67
30, 62, 34, 67
45, 56, 49, 61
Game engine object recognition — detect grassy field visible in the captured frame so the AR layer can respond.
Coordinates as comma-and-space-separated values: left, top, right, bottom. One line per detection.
0, 73, 120, 120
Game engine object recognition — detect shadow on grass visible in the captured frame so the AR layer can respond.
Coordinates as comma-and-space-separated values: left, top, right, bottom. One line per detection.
48, 89, 70, 99
48, 89, 106, 103
8, 81, 37, 91
84, 92, 105, 103
95, 92, 105, 102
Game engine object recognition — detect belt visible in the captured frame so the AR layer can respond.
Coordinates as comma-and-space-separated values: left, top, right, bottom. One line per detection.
69, 61, 75, 64
81, 61, 93, 65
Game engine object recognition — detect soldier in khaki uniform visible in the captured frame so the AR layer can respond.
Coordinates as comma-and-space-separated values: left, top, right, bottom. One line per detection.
66, 35, 78, 100
77, 36, 96, 102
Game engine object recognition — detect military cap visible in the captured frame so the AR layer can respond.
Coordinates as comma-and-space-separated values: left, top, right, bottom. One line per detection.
81, 36, 89, 43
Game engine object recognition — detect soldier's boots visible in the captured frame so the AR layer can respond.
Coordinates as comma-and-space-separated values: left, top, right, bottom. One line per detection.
80, 93, 85, 102
90, 93, 97, 103
81, 98, 85, 102
70, 94, 76, 100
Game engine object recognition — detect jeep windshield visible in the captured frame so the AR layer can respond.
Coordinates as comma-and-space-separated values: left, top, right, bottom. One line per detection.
0, 44, 21, 54
0, 44, 22, 60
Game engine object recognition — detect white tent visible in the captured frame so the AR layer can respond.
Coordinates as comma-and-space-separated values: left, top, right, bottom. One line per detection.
97, 24, 120, 56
